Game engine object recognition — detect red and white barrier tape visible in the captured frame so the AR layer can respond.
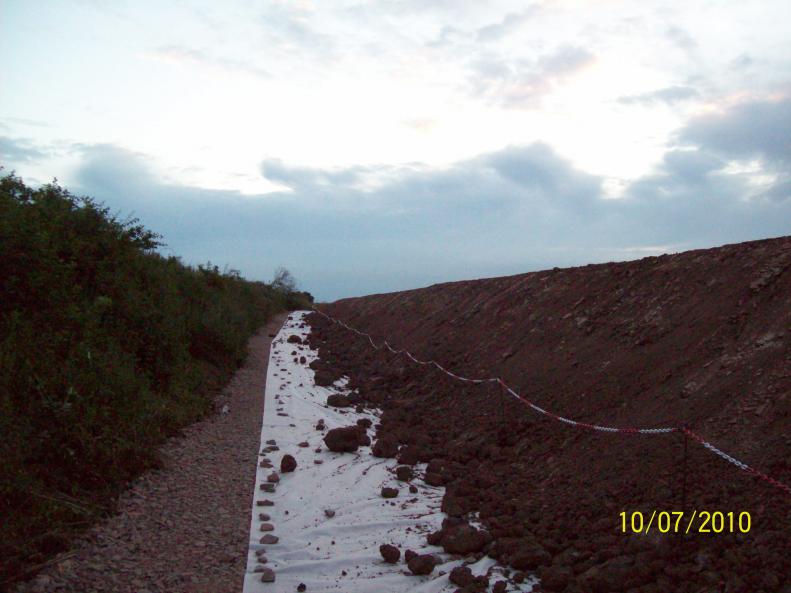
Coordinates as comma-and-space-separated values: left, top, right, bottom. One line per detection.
312, 308, 791, 497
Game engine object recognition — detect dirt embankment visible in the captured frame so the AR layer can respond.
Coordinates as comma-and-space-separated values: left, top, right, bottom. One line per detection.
308, 236, 791, 593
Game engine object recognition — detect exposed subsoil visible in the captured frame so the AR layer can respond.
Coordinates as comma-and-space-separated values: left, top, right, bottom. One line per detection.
13, 313, 288, 593
308, 237, 791, 593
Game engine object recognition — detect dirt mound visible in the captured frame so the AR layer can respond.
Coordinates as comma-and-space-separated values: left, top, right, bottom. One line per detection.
309, 237, 791, 592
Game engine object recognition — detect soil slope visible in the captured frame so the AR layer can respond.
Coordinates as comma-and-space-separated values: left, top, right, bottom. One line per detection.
309, 236, 791, 593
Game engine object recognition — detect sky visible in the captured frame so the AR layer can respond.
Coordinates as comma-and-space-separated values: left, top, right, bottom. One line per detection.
1, 0, 790, 301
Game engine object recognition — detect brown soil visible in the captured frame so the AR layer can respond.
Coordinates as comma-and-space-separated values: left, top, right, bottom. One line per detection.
13, 314, 287, 593
309, 237, 791, 593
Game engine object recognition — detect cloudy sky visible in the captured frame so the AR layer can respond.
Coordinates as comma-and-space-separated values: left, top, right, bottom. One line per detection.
2, 0, 790, 300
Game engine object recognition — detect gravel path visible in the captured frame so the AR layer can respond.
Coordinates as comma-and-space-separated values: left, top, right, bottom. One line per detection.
16, 314, 288, 593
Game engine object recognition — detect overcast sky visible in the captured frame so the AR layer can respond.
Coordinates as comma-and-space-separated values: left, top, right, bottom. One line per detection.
2, 0, 790, 300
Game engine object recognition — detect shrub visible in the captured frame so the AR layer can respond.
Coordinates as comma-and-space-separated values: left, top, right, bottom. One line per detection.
0, 172, 300, 582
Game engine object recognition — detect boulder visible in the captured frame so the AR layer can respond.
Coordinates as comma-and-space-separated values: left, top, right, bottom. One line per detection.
323, 426, 361, 452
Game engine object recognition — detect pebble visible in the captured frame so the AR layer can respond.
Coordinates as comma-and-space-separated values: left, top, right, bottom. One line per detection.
259, 513, 271, 521
257, 499, 275, 506
260, 483, 276, 492
324, 509, 336, 518
260, 523, 275, 532
260, 534, 279, 545
260, 567, 276, 582
267, 472, 280, 483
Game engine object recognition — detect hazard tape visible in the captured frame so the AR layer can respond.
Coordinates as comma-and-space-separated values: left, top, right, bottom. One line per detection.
311, 308, 791, 497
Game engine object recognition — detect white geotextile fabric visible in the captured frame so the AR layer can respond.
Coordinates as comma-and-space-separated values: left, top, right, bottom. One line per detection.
243, 311, 536, 593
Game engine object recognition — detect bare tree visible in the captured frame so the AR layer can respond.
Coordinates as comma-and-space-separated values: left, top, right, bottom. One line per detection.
272, 266, 297, 292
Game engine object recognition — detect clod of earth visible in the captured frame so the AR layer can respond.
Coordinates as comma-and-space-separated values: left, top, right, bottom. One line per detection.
323, 426, 363, 452
297, 584, 306, 592
258, 499, 274, 506
260, 483, 275, 492
356, 418, 372, 429
287, 335, 302, 344
324, 509, 335, 518
492, 581, 507, 593
267, 472, 280, 483
440, 523, 489, 555
396, 465, 414, 481
259, 513, 270, 521
371, 436, 399, 458
313, 369, 335, 386
327, 394, 351, 407
379, 543, 400, 563
404, 549, 417, 563
281, 454, 297, 472
449, 565, 473, 586
381, 486, 399, 498
298, 441, 309, 447
407, 554, 437, 576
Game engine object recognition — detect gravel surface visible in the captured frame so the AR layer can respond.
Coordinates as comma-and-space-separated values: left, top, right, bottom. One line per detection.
15, 314, 287, 593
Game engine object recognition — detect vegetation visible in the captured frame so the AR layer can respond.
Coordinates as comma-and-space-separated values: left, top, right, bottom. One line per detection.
0, 172, 311, 582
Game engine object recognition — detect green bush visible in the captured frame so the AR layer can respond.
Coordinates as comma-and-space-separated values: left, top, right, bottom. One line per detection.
0, 172, 303, 582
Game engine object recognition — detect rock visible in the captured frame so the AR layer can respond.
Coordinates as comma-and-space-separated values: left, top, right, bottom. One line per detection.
257, 499, 274, 506
409, 485, 418, 493
357, 432, 371, 446
407, 554, 437, 576
298, 441, 309, 448
266, 439, 277, 445
442, 525, 489, 554
260, 483, 276, 492
356, 418, 372, 428
404, 549, 417, 563
540, 565, 574, 591
324, 426, 362, 452
281, 455, 297, 472
314, 369, 335, 387
259, 513, 270, 521
511, 540, 551, 570
449, 565, 474, 586
397, 446, 423, 465
396, 466, 414, 481
372, 437, 399, 458
424, 472, 444, 486
324, 509, 335, 518
260, 534, 279, 544
381, 487, 399, 498
426, 530, 443, 545
492, 581, 507, 593
260, 567, 276, 582
379, 544, 400, 563
297, 584, 306, 592
260, 523, 274, 532
315, 419, 326, 430
287, 335, 302, 344
327, 394, 351, 407
267, 472, 280, 483
299, 356, 306, 364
